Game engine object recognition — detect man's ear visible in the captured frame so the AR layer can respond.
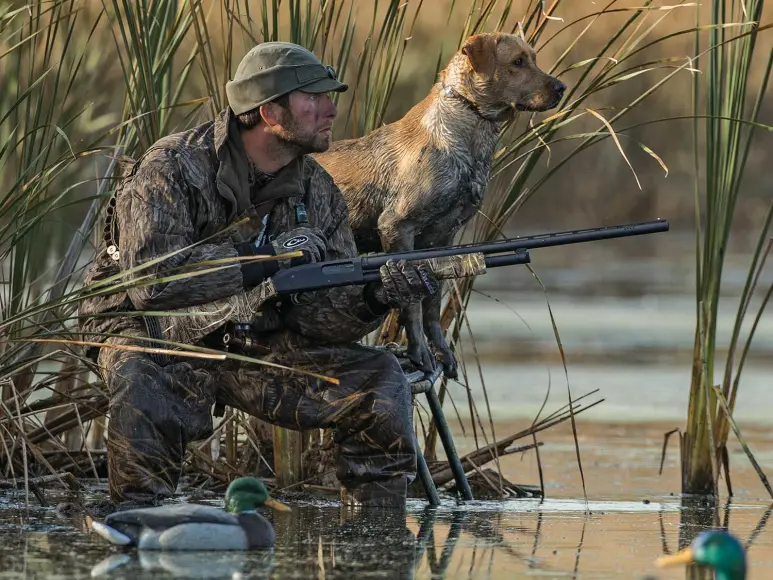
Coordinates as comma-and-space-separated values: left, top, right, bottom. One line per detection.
259, 102, 281, 128
461, 34, 499, 78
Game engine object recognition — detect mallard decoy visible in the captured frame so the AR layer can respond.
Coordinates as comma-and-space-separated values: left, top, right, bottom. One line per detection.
655, 529, 746, 580
89, 476, 290, 551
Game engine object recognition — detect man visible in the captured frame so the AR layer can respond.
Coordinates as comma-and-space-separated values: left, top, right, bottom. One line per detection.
78, 42, 440, 508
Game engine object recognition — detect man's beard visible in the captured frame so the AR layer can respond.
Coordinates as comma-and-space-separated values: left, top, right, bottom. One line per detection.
273, 111, 330, 155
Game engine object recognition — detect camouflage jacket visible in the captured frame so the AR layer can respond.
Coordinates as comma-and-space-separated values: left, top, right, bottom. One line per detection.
78, 107, 386, 353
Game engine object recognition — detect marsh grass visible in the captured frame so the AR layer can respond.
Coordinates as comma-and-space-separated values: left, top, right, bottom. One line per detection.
680, 0, 773, 496
0, 0, 770, 503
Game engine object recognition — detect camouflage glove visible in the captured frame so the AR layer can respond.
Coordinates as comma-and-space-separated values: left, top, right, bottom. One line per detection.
270, 227, 327, 269
368, 259, 440, 309
235, 226, 326, 290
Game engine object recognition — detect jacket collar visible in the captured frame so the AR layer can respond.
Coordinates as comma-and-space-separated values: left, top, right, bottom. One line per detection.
214, 107, 308, 220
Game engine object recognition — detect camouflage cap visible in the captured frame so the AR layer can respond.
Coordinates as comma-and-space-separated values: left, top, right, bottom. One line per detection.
226, 42, 348, 115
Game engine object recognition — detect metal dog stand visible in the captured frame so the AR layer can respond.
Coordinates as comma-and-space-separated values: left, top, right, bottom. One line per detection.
388, 346, 473, 505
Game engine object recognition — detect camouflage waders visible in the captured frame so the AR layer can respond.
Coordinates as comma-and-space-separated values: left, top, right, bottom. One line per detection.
99, 324, 416, 505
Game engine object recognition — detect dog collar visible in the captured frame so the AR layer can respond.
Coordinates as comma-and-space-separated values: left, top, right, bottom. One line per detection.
441, 85, 500, 123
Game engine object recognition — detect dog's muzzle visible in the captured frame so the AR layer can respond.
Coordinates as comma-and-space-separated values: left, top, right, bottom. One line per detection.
514, 78, 567, 112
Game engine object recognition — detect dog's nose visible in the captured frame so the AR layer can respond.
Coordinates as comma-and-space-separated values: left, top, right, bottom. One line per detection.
553, 80, 567, 94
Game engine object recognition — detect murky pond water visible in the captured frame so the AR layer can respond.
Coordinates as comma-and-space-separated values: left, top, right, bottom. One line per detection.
2, 493, 772, 579
3, 421, 773, 580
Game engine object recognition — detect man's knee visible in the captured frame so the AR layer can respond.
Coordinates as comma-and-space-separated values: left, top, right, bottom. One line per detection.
369, 349, 411, 397
366, 349, 414, 428
104, 354, 213, 444
105, 355, 157, 414
357, 350, 416, 468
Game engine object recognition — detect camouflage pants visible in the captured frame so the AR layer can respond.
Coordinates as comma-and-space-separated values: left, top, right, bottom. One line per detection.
97, 324, 416, 504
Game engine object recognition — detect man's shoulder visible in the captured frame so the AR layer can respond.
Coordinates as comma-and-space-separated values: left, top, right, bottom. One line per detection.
298, 154, 350, 226
301, 154, 336, 186
153, 120, 216, 157
134, 120, 217, 171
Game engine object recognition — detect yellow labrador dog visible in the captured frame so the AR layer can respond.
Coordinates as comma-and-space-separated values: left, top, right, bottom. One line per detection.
314, 30, 566, 378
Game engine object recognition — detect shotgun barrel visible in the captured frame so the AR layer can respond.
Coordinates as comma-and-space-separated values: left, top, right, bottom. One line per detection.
361, 218, 670, 269
270, 219, 669, 295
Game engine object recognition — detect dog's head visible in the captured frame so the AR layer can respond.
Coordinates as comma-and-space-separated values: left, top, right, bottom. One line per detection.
441, 31, 566, 121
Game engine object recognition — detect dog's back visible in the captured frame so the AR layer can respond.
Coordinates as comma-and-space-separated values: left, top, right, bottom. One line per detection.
314, 116, 410, 253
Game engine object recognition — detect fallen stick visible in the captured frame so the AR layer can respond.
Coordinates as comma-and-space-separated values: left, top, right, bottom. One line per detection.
432, 442, 541, 487
0, 473, 67, 489
430, 396, 605, 487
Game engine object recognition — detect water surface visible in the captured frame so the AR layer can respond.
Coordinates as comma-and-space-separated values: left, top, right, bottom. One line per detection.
3, 436, 773, 580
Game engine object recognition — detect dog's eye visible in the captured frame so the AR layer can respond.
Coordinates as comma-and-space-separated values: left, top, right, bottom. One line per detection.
513, 58, 524, 67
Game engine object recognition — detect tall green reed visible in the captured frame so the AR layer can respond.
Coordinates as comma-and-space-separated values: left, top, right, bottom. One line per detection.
1, 1, 106, 396
0, 0, 211, 481
682, 0, 773, 496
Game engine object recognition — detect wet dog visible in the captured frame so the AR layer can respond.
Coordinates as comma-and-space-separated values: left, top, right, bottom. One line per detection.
314, 30, 566, 378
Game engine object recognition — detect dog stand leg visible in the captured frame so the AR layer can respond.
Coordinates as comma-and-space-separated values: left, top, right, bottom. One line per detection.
409, 366, 474, 502
426, 383, 473, 501
414, 434, 441, 506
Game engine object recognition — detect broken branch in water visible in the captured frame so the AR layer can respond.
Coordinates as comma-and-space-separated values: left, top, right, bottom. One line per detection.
431, 442, 543, 488
429, 393, 605, 491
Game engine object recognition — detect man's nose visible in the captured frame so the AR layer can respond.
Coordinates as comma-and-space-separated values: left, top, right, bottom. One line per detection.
324, 95, 338, 118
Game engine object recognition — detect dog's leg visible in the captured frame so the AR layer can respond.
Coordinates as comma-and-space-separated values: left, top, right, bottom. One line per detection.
422, 232, 458, 379
378, 210, 436, 375
422, 279, 457, 379
421, 281, 459, 379
399, 304, 435, 374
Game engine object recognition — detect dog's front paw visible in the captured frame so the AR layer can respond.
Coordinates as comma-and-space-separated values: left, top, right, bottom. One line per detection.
435, 344, 458, 380
407, 337, 436, 375
425, 328, 458, 380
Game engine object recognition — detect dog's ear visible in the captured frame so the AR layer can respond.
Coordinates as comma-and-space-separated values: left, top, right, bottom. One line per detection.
461, 34, 499, 78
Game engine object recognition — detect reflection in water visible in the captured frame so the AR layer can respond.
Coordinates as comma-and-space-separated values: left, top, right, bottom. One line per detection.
271, 502, 419, 579
416, 509, 466, 577
270, 502, 541, 578
655, 496, 773, 580
90, 551, 271, 579
680, 496, 721, 580
1, 493, 773, 579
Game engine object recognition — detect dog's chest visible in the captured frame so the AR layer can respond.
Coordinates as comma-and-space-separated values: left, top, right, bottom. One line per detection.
435, 150, 492, 228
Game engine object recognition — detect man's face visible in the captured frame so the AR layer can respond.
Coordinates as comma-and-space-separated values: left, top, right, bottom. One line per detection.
270, 91, 338, 154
